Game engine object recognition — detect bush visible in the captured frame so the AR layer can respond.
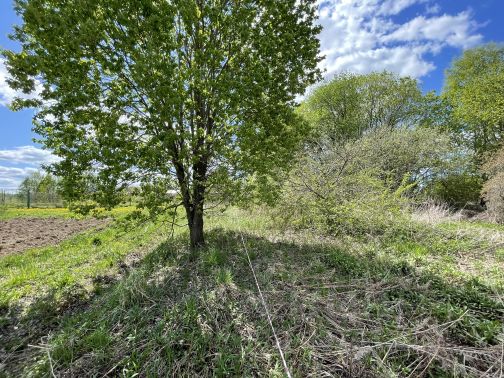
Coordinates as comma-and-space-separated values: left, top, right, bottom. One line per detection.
352, 126, 455, 190
276, 126, 459, 237
278, 172, 406, 236
425, 173, 483, 209
68, 200, 105, 217
277, 138, 417, 237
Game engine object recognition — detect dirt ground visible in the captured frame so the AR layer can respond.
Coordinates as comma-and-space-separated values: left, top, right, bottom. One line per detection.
0, 217, 108, 257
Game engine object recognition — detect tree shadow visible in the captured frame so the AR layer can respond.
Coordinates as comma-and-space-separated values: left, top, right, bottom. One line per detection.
1, 228, 503, 377
0, 238, 177, 375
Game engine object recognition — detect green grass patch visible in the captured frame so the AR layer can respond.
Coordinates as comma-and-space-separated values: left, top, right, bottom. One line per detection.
0, 206, 135, 220
0, 207, 73, 220
1, 208, 503, 377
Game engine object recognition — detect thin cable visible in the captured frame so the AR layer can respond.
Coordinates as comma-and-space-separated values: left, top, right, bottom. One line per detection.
239, 232, 292, 378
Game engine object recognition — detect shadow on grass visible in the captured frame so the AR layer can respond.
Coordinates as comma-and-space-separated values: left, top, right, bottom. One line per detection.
0, 238, 174, 376
1, 228, 503, 377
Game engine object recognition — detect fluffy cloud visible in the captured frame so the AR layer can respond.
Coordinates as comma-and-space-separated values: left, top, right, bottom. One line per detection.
0, 166, 39, 188
317, 0, 483, 79
0, 58, 19, 107
0, 146, 59, 187
0, 146, 58, 165
383, 11, 482, 47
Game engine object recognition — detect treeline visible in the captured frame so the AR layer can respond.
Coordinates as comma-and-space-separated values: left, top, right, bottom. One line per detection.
18, 171, 59, 198
276, 43, 504, 233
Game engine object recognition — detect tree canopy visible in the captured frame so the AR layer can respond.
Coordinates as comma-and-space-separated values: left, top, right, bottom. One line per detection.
443, 43, 504, 157
298, 71, 424, 141
4, 0, 322, 247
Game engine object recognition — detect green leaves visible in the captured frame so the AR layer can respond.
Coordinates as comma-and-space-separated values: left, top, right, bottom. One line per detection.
443, 43, 504, 157
4, 0, 322, 237
299, 71, 424, 142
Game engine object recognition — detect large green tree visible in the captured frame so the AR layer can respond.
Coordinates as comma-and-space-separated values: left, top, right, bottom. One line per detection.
4, 0, 321, 247
443, 43, 504, 157
299, 71, 424, 141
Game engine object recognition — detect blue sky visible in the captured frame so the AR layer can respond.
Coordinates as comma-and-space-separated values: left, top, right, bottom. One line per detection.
0, 0, 503, 187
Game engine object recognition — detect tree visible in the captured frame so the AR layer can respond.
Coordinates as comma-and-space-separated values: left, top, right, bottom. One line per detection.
18, 171, 45, 199
4, 0, 322, 248
18, 171, 60, 203
443, 43, 504, 157
299, 71, 424, 141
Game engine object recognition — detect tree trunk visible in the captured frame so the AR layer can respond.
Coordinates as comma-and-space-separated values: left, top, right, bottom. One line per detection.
188, 202, 205, 249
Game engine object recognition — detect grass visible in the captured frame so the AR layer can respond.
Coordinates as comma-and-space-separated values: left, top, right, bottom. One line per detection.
1, 208, 503, 377
0, 212, 169, 375
0, 206, 135, 220
0, 207, 72, 220
0, 221, 162, 308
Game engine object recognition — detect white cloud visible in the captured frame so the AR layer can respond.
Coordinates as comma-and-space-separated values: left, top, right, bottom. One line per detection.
384, 11, 482, 48
316, 0, 483, 79
378, 0, 425, 16
0, 146, 59, 165
0, 147, 59, 187
0, 59, 20, 107
425, 3, 441, 14
0, 165, 39, 188
0, 58, 42, 107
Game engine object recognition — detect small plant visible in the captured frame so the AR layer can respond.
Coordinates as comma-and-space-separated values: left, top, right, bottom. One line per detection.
215, 268, 234, 286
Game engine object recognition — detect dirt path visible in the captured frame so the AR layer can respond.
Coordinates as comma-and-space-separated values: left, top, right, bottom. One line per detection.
0, 217, 108, 257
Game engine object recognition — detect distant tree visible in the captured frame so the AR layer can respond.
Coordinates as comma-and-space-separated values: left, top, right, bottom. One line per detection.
18, 171, 44, 197
299, 71, 424, 141
4, 0, 322, 248
37, 174, 58, 195
443, 43, 504, 158
18, 171, 59, 199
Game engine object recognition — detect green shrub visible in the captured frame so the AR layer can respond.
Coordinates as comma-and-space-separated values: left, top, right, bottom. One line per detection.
277, 164, 412, 237
275, 127, 445, 237
425, 173, 483, 209
68, 200, 106, 217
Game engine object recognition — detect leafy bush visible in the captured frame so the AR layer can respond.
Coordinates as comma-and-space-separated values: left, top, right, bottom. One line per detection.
277, 126, 457, 236
351, 126, 455, 190
425, 173, 483, 209
278, 142, 413, 237
68, 200, 105, 217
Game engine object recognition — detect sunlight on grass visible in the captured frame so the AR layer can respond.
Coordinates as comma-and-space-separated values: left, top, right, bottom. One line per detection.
0, 207, 72, 220
0, 220, 164, 308
2, 208, 504, 377
0, 206, 137, 220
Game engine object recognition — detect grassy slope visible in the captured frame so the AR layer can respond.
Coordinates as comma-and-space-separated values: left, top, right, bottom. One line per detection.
1, 208, 504, 377
0, 213, 167, 375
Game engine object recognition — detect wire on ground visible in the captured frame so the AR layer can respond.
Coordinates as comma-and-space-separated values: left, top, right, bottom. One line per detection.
239, 231, 292, 378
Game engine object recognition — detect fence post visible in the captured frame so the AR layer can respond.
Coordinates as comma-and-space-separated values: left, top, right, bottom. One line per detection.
27, 189, 31, 209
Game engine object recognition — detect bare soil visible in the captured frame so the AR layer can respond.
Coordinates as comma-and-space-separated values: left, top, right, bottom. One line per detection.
0, 217, 108, 257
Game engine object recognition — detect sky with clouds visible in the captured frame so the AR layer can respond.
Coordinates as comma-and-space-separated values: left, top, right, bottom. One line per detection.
0, 0, 503, 187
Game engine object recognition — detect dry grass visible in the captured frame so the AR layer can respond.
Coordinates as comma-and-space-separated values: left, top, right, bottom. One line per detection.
412, 201, 464, 225
2, 208, 504, 377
